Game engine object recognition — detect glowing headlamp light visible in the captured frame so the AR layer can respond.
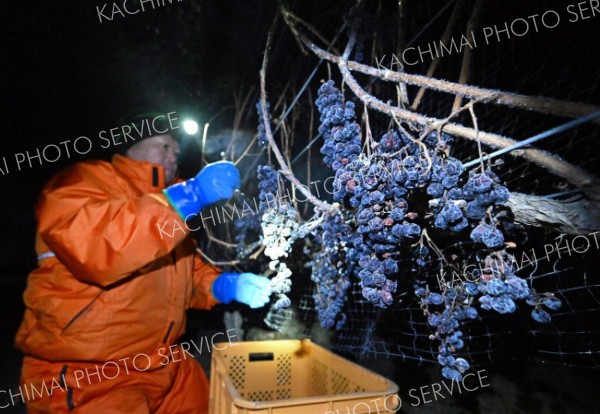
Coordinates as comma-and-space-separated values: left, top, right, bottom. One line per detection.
182, 119, 199, 135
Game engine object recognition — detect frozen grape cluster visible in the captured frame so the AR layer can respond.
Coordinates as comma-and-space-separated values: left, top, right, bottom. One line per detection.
470, 222, 504, 249
420, 252, 562, 380
257, 165, 278, 213
339, 129, 461, 308
429, 164, 510, 249
417, 285, 477, 381
339, 131, 432, 308
261, 204, 306, 261
269, 261, 293, 310
472, 254, 562, 322
255, 168, 309, 311
529, 296, 562, 323
307, 210, 353, 329
261, 202, 308, 311
316, 80, 362, 171
474, 255, 530, 315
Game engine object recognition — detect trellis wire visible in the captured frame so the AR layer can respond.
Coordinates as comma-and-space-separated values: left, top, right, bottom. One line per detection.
463, 110, 600, 169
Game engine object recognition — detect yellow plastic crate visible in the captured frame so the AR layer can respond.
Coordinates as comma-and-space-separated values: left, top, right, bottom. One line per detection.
209, 339, 400, 414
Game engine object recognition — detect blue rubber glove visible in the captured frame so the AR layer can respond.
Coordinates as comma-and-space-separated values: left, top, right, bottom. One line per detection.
163, 161, 241, 220
212, 272, 272, 308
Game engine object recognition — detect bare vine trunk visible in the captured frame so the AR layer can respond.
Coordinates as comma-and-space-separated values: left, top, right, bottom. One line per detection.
507, 193, 600, 234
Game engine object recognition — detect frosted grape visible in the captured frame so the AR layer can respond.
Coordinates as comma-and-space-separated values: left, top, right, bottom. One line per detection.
532, 308, 552, 323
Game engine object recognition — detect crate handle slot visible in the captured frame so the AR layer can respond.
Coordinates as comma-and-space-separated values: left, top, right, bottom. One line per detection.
248, 352, 274, 362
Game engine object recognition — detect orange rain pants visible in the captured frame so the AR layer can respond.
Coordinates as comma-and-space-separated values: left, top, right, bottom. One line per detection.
20, 346, 209, 413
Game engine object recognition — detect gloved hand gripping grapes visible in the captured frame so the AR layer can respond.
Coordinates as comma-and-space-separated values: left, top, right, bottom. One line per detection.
163, 161, 241, 220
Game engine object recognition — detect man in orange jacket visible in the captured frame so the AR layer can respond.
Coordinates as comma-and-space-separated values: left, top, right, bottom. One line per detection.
14, 112, 271, 413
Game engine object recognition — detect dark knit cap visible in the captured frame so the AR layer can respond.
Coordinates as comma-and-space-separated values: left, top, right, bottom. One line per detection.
114, 111, 181, 155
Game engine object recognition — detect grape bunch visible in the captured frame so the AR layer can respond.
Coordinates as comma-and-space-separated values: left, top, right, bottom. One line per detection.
308, 210, 353, 329
338, 132, 431, 308
257, 165, 278, 213
529, 295, 562, 323
463, 171, 510, 220
429, 167, 510, 249
270, 260, 293, 310
257, 164, 307, 310
316, 81, 403, 309
420, 252, 562, 380
342, 130, 465, 308
315, 80, 362, 171
261, 204, 300, 261
471, 253, 562, 321
261, 203, 307, 310
416, 285, 477, 381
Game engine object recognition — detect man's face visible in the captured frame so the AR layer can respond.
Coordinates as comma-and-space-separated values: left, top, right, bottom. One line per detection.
126, 135, 180, 183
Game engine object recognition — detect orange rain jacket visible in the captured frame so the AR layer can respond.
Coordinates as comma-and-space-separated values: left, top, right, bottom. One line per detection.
15, 154, 222, 411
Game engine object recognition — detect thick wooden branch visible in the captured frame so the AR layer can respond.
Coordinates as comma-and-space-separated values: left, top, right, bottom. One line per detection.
507, 193, 600, 234
304, 37, 600, 122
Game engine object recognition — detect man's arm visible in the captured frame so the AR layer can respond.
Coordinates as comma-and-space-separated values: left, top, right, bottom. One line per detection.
190, 253, 221, 309
37, 162, 189, 286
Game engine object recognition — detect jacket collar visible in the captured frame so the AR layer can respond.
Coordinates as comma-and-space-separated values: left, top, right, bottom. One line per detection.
111, 154, 167, 192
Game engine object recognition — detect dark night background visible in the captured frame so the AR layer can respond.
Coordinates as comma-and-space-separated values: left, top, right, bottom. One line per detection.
2, 0, 600, 413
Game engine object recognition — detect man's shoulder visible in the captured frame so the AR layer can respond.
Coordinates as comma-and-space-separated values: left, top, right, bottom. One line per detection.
75, 158, 117, 172
44, 159, 119, 192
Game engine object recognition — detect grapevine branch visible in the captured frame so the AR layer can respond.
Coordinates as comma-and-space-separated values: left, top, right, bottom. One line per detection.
233, 132, 259, 166
419, 93, 497, 142
196, 248, 240, 267
467, 102, 486, 172
299, 35, 600, 122
280, 5, 342, 57
393, 0, 409, 106
259, 18, 336, 214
